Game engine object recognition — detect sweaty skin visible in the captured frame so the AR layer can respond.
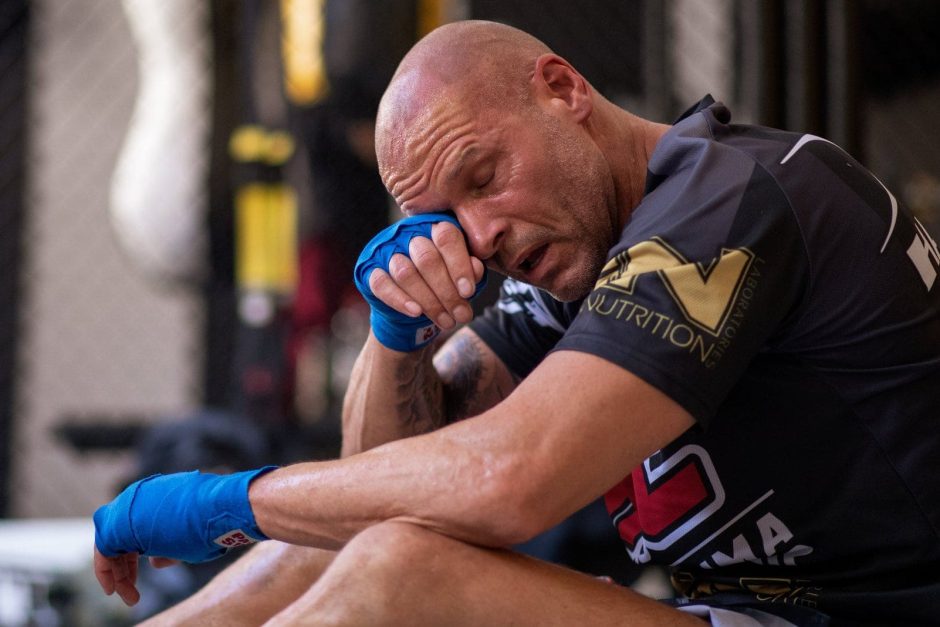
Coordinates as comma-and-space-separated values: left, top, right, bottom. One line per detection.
101, 20, 702, 627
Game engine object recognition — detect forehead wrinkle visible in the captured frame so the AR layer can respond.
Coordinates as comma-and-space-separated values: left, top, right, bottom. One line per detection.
383, 115, 441, 202
444, 145, 479, 183
382, 163, 413, 198
427, 126, 476, 190
389, 167, 431, 207
388, 104, 477, 209
405, 109, 475, 164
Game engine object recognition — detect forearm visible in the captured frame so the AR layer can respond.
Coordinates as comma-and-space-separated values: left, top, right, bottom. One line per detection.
252, 415, 521, 550
256, 332, 523, 548
261, 339, 530, 546
341, 328, 515, 456
341, 332, 443, 456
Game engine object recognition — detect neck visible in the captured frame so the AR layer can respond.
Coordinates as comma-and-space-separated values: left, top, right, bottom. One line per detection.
591, 98, 670, 233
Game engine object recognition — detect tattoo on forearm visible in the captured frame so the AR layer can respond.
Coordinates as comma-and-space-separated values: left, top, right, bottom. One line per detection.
438, 333, 486, 421
392, 332, 506, 435
394, 348, 445, 434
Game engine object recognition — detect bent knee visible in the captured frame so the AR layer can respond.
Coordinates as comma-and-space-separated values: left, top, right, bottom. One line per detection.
292, 522, 460, 625
341, 520, 454, 572
322, 520, 485, 598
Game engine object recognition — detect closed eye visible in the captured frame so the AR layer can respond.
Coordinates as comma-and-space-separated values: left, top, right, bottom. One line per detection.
472, 167, 496, 194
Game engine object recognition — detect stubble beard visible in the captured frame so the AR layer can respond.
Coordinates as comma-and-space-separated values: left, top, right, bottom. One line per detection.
522, 106, 620, 302
545, 242, 608, 302
550, 163, 619, 303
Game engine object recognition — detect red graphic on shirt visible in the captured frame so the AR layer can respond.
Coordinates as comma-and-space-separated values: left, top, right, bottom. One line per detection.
604, 444, 724, 563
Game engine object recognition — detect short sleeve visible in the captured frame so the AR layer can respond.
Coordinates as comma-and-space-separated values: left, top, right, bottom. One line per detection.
469, 278, 579, 379
555, 163, 809, 426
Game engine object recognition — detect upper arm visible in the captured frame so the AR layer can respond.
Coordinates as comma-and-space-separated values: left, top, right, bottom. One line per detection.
433, 326, 519, 424
476, 349, 695, 542
403, 347, 696, 546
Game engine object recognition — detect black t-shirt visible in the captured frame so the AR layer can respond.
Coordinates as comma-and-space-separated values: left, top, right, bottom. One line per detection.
470, 98, 940, 626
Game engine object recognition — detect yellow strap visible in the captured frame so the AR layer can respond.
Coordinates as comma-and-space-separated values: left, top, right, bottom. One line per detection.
280, 0, 329, 106
229, 126, 295, 165
236, 183, 298, 293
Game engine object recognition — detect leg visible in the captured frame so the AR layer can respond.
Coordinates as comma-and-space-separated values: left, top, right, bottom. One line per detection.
140, 541, 335, 626
264, 521, 705, 627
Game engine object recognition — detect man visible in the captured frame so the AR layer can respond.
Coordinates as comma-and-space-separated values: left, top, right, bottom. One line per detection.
93, 20, 940, 626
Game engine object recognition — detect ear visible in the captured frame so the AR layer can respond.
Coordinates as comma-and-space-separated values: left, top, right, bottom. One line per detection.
532, 54, 592, 122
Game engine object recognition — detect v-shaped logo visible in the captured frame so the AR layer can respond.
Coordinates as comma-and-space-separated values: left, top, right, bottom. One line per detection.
595, 237, 755, 335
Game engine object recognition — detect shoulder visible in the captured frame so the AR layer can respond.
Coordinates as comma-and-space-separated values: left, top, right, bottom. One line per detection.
468, 278, 582, 379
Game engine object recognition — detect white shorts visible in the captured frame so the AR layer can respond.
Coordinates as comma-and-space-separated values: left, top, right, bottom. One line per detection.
677, 604, 803, 627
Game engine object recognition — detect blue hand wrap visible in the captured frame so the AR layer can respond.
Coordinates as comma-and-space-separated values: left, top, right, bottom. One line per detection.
354, 213, 487, 352
93, 466, 276, 563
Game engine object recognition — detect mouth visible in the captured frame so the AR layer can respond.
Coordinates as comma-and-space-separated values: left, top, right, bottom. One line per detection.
515, 243, 549, 275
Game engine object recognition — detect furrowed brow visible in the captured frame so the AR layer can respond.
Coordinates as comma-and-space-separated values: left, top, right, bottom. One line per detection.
445, 146, 478, 183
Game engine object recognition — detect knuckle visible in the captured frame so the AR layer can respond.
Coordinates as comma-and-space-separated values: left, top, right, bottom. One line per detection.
368, 269, 388, 292
423, 303, 444, 319
410, 245, 439, 267
369, 272, 401, 305
433, 224, 464, 249
408, 234, 432, 253
389, 257, 416, 282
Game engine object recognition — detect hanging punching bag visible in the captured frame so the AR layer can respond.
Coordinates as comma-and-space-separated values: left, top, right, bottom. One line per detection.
110, 0, 210, 284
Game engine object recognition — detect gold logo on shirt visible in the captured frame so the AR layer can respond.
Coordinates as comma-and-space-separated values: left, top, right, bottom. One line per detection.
595, 237, 755, 336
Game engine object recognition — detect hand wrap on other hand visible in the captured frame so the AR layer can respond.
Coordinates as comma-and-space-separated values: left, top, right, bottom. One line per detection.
93, 466, 276, 563
354, 213, 486, 352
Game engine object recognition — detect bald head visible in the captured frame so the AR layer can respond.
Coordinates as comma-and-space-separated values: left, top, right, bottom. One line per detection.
394, 20, 550, 95
376, 21, 553, 174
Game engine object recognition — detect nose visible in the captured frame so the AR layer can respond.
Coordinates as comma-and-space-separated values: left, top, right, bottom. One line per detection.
453, 204, 506, 263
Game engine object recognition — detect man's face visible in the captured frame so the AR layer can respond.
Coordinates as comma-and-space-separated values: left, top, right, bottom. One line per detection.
380, 92, 618, 302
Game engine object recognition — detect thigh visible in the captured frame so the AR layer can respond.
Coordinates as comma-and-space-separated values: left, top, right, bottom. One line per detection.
420, 545, 707, 627
266, 521, 706, 627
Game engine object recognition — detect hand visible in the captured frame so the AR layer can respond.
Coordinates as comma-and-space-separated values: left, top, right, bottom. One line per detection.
93, 549, 179, 607
354, 213, 487, 351
93, 467, 275, 566
94, 547, 140, 606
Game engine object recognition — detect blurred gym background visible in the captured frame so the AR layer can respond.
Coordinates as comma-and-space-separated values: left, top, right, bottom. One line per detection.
1, 0, 938, 624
